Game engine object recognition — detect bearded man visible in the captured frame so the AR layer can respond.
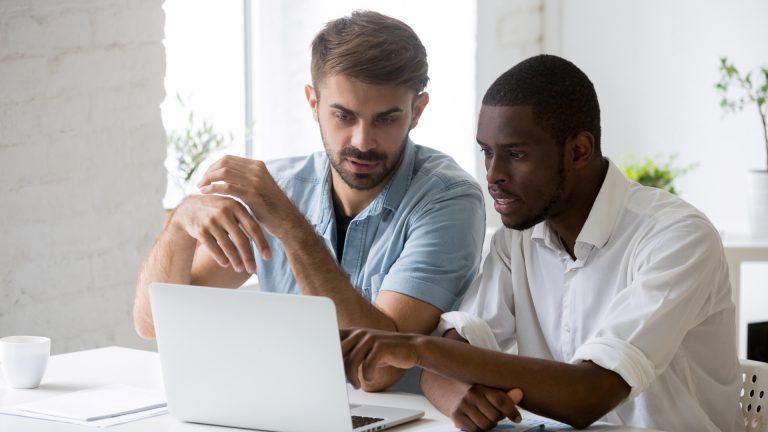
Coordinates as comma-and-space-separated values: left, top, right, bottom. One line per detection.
133, 10, 484, 392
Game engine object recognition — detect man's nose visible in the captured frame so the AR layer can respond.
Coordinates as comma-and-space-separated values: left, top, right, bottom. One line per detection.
486, 156, 509, 185
350, 123, 374, 152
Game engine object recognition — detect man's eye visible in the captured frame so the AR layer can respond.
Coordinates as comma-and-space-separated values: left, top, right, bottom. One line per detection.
335, 112, 352, 122
376, 116, 396, 125
479, 147, 492, 158
509, 152, 523, 160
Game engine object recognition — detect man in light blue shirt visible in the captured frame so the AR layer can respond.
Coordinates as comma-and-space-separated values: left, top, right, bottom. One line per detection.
259, 139, 483, 313
134, 10, 484, 391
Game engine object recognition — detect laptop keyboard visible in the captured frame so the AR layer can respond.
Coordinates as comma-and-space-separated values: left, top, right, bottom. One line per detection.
352, 415, 384, 429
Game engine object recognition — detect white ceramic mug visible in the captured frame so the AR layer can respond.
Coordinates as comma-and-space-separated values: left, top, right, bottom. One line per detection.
0, 336, 51, 389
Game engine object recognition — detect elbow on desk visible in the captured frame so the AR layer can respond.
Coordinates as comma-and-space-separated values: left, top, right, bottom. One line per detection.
134, 321, 156, 340
550, 398, 618, 430
540, 366, 630, 430
132, 312, 157, 340
559, 386, 629, 428
561, 410, 605, 431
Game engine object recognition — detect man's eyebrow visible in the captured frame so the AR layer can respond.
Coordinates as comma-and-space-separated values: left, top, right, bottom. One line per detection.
374, 107, 404, 117
476, 139, 526, 148
328, 104, 403, 117
329, 103, 355, 115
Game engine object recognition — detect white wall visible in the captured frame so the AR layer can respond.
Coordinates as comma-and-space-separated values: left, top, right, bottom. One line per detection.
553, 0, 768, 236
476, 0, 547, 228
0, 0, 166, 354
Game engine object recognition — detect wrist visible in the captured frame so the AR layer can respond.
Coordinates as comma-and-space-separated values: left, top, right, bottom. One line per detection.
164, 213, 197, 248
273, 210, 315, 246
412, 334, 430, 368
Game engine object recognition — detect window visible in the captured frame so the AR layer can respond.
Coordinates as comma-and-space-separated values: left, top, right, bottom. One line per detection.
162, 1, 479, 208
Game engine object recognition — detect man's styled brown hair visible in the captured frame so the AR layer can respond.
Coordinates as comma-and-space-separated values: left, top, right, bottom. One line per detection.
310, 10, 429, 95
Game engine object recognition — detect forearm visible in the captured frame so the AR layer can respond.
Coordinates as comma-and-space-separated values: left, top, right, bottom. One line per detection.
133, 225, 197, 339
414, 337, 629, 428
281, 223, 412, 390
421, 368, 471, 416
279, 220, 396, 331
421, 330, 475, 416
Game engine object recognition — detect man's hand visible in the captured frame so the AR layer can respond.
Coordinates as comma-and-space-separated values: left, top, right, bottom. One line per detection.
170, 194, 269, 273
448, 385, 523, 432
340, 328, 420, 389
197, 155, 304, 242
341, 328, 525, 431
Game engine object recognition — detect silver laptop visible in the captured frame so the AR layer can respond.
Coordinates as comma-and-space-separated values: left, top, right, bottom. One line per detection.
149, 283, 424, 432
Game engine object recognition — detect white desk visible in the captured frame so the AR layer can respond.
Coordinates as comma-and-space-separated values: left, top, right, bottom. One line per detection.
0, 347, 657, 431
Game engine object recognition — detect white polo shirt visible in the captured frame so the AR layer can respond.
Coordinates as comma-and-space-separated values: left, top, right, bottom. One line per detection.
440, 161, 742, 432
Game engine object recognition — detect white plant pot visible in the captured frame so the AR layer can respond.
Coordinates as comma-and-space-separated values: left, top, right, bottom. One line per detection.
748, 170, 768, 238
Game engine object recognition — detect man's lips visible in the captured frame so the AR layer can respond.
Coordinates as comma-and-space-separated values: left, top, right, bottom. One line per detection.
346, 158, 380, 174
488, 187, 520, 201
489, 191, 523, 214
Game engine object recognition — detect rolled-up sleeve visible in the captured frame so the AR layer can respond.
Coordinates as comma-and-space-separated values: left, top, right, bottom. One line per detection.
438, 229, 519, 353
572, 336, 657, 399
571, 218, 730, 399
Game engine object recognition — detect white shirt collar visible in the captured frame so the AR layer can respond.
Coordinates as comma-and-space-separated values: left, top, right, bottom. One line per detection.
531, 159, 629, 258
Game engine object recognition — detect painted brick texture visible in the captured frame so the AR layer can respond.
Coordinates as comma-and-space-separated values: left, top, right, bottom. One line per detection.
0, 0, 166, 354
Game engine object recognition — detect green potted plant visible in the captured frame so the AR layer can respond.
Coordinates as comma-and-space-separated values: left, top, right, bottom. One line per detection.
620, 154, 696, 195
163, 95, 232, 211
716, 57, 768, 236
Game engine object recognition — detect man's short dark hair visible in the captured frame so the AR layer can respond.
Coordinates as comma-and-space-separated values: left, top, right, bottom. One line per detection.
310, 10, 429, 95
483, 55, 601, 152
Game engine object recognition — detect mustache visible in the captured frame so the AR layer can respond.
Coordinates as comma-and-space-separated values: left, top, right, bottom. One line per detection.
488, 184, 518, 199
338, 147, 386, 162
488, 184, 510, 195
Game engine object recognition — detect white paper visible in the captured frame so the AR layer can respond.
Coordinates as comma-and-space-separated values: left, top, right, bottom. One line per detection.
0, 383, 167, 427
421, 417, 574, 431
0, 405, 167, 427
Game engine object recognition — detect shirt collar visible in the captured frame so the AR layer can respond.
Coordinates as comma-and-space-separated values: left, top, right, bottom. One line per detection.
308, 155, 334, 230
531, 159, 629, 252
577, 159, 628, 250
374, 138, 415, 215
314, 139, 416, 226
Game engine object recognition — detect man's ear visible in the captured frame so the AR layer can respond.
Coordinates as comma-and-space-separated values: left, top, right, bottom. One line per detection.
568, 132, 596, 168
409, 92, 430, 130
304, 84, 319, 122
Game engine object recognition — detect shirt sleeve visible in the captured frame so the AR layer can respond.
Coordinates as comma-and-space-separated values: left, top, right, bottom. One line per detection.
438, 228, 519, 353
571, 217, 732, 400
378, 182, 485, 312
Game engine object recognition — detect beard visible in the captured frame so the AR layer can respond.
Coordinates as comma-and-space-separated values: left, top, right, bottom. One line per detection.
321, 127, 408, 191
499, 155, 567, 231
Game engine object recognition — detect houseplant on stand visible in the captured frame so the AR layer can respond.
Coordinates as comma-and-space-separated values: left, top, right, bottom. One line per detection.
716, 57, 768, 237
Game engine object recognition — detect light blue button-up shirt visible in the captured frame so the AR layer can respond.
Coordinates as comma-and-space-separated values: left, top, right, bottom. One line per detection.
255, 140, 485, 312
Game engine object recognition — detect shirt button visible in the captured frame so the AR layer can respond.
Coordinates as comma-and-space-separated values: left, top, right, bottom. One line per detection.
563, 324, 571, 333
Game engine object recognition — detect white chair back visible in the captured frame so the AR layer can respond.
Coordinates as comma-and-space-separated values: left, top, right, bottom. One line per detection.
741, 359, 768, 432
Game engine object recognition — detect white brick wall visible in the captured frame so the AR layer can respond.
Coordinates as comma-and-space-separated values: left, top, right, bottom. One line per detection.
0, 0, 166, 354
